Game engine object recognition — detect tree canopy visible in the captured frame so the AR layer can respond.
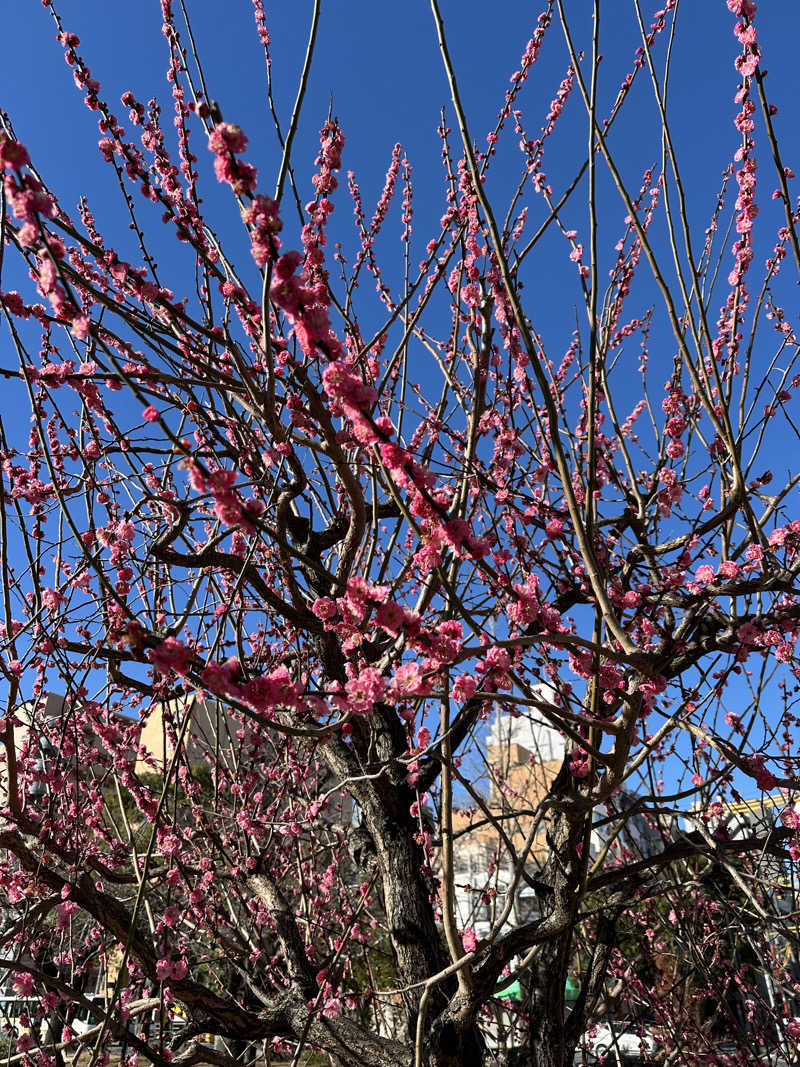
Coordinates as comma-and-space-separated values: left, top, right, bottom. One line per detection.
2, 1, 800, 1065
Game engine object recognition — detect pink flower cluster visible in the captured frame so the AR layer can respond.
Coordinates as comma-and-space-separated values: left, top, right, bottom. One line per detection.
302, 120, 344, 278
568, 650, 626, 702
388, 661, 431, 701
359, 425, 492, 568
451, 675, 477, 703
270, 250, 344, 361
720, 4, 759, 342
321, 360, 378, 424
34, 260, 82, 342
507, 574, 541, 626
518, 64, 572, 199
313, 579, 468, 693
0, 290, 28, 318
207, 468, 244, 527
16, 1033, 34, 1054
247, 666, 304, 712
461, 927, 478, 953
4, 161, 57, 247
570, 751, 590, 779
42, 587, 66, 615
495, 4, 554, 160
340, 667, 386, 716
730, 2, 759, 75
149, 636, 193, 677
12, 972, 35, 997
187, 464, 264, 531
686, 523, 800, 601
56, 898, 80, 929
313, 578, 419, 650
2, 147, 102, 338
92, 518, 139, 632
475, 646, 513, 692
243, 194, 282, 267
208, 122, 257, 196
155, 956, 188, 982
0, 134, 30, 170
199, 658, 315, 719
694, 565, 716, 586
780, 806, 800, 831
352, 143, 403, 279
743, 753, 776, 791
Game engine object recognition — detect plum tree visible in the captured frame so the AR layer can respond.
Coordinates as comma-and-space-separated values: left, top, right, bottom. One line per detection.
1, 1, 800, 1065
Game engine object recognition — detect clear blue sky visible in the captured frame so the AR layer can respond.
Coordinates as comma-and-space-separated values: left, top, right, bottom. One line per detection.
3, 2, 799, 250
3, 1, 800, 337
3, 1, 800, 387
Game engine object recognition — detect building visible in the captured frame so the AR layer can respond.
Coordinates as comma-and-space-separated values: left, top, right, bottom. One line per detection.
452, 692, 660, 939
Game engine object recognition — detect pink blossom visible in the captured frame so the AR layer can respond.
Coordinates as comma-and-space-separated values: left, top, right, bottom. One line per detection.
13, 972, 35, 997
56, 898, 79, 929
461, 928, 478, 953
142, 405, 159, 422
343, 668, 386, 714
452, 675, 477, 702
718, 560, 739, 581
312, 597, 338, 621
208, 122, 248, 155
41, 587, 65, 613
570, 752, 589, 779
389, 662, 430, 699
376, 600, 407, 635
737, 621, 759, 646
200, 659, 238, 696
322, 997, 343, 1019
0, 135, 30, 169
694, 565, 716, 585
149, 637, 192, 677
775, 641, 794, 663
244, 666, 301, 711
16, 1033, 34, 1054
480, 647, 511, 673
744, 754, 777, 791
244, 194, 283, 265
0, 290, 27, 316
162, 905, 180, 927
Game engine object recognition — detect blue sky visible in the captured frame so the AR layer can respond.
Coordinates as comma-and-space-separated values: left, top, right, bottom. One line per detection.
3, 0, 800, 394
3, 1, 800, 335
3, 1, 799, 253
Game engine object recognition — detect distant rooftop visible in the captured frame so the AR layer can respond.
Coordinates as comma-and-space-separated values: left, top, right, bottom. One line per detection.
487, 684, 566, 764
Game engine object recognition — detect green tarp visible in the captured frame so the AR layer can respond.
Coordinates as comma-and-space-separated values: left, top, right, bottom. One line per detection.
495, 979, 522, 1001
494, 976, 580, 1002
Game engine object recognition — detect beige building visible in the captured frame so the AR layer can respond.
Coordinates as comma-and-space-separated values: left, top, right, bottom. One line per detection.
134, 695, 237, 776
1, 692, 238, 811
452, 702, 564, 935
452, 695, 660, 936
